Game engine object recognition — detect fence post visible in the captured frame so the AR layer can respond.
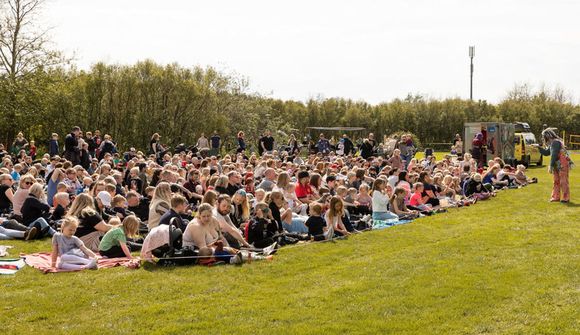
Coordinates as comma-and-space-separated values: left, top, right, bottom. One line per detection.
562, 130, 566, 146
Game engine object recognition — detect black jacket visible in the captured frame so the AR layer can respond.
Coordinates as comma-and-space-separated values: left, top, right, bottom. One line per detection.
21, 194, 50, 225
64, 133, 79, 154
247, 217, 278, 246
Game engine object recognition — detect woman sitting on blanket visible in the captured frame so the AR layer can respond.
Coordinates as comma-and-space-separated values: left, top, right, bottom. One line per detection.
68, 193, 114, 252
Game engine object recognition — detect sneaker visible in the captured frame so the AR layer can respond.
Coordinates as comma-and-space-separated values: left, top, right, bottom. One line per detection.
262, 242, 277, 256
549, 199, 560, 202
560, 200, 569, 203
24, 227, 37, 241
230, 252, 243, 265
88, 258, 98, 270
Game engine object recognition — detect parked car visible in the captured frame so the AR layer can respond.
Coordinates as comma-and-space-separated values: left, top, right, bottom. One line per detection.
514, 122, 542, 166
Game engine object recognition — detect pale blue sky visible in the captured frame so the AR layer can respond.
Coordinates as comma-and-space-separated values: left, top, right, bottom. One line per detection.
42, 0, 580, 104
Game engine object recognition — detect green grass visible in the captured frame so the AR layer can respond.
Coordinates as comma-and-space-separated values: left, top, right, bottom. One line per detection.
1, 154, 579, 335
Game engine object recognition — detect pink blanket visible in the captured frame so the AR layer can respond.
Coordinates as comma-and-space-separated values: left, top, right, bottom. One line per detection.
23, 253, 139, 274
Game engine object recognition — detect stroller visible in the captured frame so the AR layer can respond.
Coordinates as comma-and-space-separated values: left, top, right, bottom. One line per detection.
155, 217, 199, 267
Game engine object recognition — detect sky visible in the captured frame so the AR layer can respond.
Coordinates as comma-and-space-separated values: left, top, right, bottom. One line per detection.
40, 0, 580, 104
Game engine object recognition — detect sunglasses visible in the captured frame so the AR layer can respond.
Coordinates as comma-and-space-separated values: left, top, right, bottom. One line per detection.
25, 181, 33, 185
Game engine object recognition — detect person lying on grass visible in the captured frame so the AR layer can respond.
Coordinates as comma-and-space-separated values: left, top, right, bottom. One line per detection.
98, 216, 142, 259
51, 216, 98, 271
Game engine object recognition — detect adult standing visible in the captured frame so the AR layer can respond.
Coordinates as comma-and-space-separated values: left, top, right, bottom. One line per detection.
11, 132, 28, 156
360, 139, 374, 159
316, 133, 331, 155
150, 133, 161, 159
367, 133, 377, 150
236, 131, 246, 154
64, 126, 81, 166
287, 134, 300, 157
196, 133, 209, 150
98, 134, 116, 160
196, 133, 210, 157
210, 131, 221, 156
92, 130, 102, 159
535, 128, 573, 203
257, 132, 265, 156
342, 134, 354, 156
261, 130, 275, 155
453, 134, 463, 155
48, 133, 59, 157
471, 133, 484, 169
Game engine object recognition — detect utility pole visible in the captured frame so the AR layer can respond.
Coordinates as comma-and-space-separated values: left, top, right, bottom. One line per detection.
469, 46, 475, 100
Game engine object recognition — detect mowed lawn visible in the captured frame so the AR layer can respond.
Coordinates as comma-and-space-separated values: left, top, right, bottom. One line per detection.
1, 154, 579, 335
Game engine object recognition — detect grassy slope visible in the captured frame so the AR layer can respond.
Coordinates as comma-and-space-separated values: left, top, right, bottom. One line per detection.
1, 155, 579, 335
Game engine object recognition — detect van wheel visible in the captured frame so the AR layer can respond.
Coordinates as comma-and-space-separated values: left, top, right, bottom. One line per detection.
537, 155, 543, 166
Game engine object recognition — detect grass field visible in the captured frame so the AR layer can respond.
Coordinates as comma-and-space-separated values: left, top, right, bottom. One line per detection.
1, 154, 579, 335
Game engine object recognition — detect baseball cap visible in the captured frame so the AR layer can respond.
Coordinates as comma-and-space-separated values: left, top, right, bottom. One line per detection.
96, 191, 112, 207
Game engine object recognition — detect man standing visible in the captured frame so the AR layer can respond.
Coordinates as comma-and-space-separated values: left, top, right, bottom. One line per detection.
360, 138, 374, 160
261, 130, 275, 155
342, 134, 354, 156
64, 126, 81, 166
257, 132, 265, 156
210, 131, 220, 157
316, 133, 331, 154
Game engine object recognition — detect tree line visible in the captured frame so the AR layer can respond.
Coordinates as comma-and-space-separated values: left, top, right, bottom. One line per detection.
1, 60, 578, 152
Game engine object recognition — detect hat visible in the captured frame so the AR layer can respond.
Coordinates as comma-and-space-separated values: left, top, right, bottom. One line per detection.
96, 191, 112, 207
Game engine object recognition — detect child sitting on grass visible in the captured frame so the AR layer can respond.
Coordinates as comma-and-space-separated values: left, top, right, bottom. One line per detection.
408, 182, 433, 213
389, 187, 419, 219
51, 216, 98, 270
514, 165, 538, 186
111, 195, 132, 219
247, 202, 278, 248
304, 202, 325, 241
98, 215, 141, 258
354, 183, 372, 215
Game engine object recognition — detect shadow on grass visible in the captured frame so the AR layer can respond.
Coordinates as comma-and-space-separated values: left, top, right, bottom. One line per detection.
561, 202, 579, 208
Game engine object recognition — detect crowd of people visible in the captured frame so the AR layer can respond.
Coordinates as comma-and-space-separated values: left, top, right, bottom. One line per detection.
0, 127, 542, 271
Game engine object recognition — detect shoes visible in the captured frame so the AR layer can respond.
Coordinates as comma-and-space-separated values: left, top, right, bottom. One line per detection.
24, 227, 37, 241
88, 258, 98, 270
560, 200, 569, 203
549, 199, 560, 202
230, 252, 243, 265
262, 242, 277, 256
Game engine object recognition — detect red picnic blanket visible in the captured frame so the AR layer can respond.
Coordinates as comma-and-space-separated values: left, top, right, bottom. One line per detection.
23, 253, 139, 274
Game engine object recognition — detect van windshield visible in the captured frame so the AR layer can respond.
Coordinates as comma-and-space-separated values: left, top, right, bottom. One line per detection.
523, 133, 537, 145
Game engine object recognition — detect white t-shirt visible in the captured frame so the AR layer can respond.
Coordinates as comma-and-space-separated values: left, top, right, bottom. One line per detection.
387, 175, 398, 189
372, 190, 390, 213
